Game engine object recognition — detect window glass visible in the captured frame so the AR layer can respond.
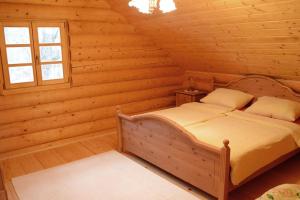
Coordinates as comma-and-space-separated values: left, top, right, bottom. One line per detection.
39, 46, 62, 62
38, 27, 61, 44
0, 21, 69, 90
9, 66, 34, 83
4, 27, 30, 44
6, 47, 32, 64
41, 63, 64, 80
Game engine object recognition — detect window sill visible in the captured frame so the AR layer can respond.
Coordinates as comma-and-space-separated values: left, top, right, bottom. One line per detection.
1, 82, 71, 96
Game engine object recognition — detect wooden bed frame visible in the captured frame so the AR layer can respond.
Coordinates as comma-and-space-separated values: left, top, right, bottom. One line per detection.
116, 75, 300, 200
0, 167, 6, 200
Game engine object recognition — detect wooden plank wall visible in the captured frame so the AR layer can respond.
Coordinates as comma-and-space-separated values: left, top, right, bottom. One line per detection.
185, 71, 300, 93
0, 0, 182, 154
110, 0, 300, 83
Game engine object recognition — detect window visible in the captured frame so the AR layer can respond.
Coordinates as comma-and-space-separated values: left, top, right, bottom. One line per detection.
0, 21, 70, 93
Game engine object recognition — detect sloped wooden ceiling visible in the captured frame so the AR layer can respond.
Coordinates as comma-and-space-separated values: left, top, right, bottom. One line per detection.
110, 0, 300, 80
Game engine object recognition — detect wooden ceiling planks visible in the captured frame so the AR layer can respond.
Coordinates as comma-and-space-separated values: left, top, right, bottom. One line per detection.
0, 0, 111, 8
109, 0, 300, 80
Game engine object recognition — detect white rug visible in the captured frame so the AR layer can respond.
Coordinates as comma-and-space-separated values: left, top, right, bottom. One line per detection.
12, 151, 199, 200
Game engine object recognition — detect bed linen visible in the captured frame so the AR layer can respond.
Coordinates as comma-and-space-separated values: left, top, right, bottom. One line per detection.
257, 184, 300, 200
142, 102, 233, 126
184, 111, 300, 185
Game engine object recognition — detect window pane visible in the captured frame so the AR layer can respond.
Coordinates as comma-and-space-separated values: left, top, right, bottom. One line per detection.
39, 46, 62, 62
41, 63, 64, 80
9, 66, 34, 84
4, 27, 30, 44
38, 27, 61, 44
6, 47, 32, 64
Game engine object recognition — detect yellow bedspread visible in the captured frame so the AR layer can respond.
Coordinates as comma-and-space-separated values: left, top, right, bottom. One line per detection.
185, 111, 300, 185
145, 102, 233, 126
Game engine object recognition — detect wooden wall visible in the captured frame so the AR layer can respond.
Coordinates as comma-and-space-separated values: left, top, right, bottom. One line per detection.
0, 0, 182, 154
110, 0, 300, 81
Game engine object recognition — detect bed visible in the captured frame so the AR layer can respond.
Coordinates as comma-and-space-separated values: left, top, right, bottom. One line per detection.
141, 102, 233, 126
116, 75, 300, 200
0, 167, 6, 200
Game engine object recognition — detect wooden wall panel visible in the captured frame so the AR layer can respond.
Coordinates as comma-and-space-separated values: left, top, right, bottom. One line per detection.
0, 0, 182, 153
110, 0, 300, 84
0, 3, 125, 22
0, 0, 111, 8
185, 70, 300, 93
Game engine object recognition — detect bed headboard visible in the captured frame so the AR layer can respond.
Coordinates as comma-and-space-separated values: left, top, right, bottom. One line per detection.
223, 75, 300, 102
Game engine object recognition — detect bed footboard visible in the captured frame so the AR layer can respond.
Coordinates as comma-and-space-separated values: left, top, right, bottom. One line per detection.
0, 167, 6, 200
116, 106, 230, 200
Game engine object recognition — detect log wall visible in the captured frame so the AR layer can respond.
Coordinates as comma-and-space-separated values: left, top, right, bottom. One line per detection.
0, 0, 182, 154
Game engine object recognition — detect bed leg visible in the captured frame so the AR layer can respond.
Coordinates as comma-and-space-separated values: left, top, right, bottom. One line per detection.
219, 140, 230, 200
116, 105, 123, 152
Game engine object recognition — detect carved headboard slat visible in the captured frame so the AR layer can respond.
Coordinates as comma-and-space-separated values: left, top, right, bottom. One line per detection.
223, 75, 300, 102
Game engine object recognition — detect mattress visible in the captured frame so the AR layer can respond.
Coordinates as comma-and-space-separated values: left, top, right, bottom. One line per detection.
184, 111, 300, 185
143, 102, 233, 126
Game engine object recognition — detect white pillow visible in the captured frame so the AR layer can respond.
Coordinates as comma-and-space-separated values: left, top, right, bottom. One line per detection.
245, 96, 300, 121
200, 88, 254, 109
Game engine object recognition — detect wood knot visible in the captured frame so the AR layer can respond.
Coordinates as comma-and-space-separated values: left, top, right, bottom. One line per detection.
116, 105, 121, 113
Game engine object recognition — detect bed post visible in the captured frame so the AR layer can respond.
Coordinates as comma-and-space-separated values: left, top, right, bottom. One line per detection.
115, 105, 123, 152
0, 166, 6, 200
219, 139, 230, 200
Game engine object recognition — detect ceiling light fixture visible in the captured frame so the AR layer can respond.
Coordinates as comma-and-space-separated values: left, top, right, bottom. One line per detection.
128, 0, 176, 14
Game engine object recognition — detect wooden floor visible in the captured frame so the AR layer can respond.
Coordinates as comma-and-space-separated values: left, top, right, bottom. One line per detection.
0, 133, 118, 200
0, 133, 299, 200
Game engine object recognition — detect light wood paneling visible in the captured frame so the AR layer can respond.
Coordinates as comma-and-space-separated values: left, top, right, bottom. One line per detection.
185, 70, 300, 93
0, 86, 177, 126
0, 3, 124, 22
0, 0, 181, 153
110, 0, 300, 82
0, 0, 111, 8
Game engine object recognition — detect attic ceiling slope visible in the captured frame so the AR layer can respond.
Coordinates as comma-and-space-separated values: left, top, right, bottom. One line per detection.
0, 0, 111, 8
109, 0, 300, 80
